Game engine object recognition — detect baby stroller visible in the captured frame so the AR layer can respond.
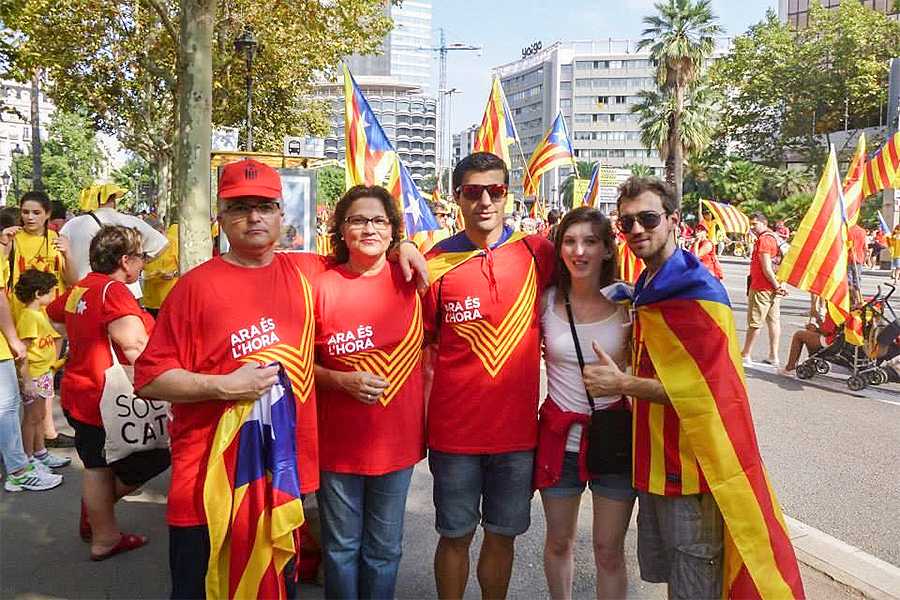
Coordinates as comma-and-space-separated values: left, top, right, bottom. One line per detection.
795, 285, 898, 391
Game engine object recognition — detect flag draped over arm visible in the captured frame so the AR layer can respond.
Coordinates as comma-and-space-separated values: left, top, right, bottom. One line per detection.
777, 146, 850, 317
701, 199, 750, 234
863, 131, 900, 198
204, 366, 306, 600
473, 78, 517, 167
524, 112, 576, 196
344, 65, 395, 189
635, 250, 805, 599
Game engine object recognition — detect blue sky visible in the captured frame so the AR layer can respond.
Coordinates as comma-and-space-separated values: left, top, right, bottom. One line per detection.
431, 0, 778, 133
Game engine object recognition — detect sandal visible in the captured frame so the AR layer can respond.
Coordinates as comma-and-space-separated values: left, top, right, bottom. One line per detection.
90, 533, 147, 561
80, 501, 91, 542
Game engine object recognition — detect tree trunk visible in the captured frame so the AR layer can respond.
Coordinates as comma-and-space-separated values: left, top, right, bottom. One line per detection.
673, 83, 685, 212
174, 0, 215, 274
156, 151, 172, 225
30, 70, 43, 191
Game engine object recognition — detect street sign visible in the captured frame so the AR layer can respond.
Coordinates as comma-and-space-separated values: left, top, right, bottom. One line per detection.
283, 136, 324, 159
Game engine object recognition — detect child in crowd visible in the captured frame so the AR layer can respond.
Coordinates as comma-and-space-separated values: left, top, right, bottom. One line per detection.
14, 269, 69, 473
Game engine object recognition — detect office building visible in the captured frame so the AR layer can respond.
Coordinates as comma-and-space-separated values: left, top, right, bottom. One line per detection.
779, 0, 898, 28
452, 124, 478, 166
0, 79, 52, 202
315, 76, 437, 185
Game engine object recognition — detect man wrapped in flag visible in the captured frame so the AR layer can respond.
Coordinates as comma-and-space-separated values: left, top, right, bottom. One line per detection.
583, 177, 804, 599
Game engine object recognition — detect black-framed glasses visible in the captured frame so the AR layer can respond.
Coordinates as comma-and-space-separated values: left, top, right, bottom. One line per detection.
617, 211, 666, 233
455, 183, 508, 201
344, 215, 391, 230
221, 200, 281, 218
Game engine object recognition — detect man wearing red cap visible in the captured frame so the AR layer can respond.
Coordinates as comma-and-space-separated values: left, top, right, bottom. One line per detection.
133, 159, 427, 598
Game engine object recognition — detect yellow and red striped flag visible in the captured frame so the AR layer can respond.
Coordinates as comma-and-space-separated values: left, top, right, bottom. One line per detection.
473, 78, 517, 167
842, 133, 867, 227
344, 65, 395, 189
862, 131, 900, 198
777, 146, 850, 316
529, 199, 547, 220
616, 236, 644, 284
524, 113, 576, 196
700, 199, 750, 234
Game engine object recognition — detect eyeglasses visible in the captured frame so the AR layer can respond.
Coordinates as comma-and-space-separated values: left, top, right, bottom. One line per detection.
617, 211, 667, 233
455, 183, 508, 201
344, 215, 391, 230
221, 200, 281, 219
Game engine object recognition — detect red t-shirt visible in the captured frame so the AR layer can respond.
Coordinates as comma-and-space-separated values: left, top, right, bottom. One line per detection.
314, 262, 425, 475
133, 253, 325, 527
749, 231, 779, 292
849, 225, 867, 264
47, 273, 154, 426
423, 231, 555, 453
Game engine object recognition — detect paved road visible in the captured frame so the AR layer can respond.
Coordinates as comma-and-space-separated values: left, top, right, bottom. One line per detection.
1, 257, 895, 599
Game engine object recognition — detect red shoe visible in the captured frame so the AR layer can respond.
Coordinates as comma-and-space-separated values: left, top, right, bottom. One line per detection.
80, 502, 91, 542
90, 533, 147, 561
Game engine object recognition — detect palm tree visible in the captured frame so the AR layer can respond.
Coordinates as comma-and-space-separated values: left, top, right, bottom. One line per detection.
637, 0, 723, 209
624, 164, 656, 178
560, 161, 597, 208
631, 83, 719, 186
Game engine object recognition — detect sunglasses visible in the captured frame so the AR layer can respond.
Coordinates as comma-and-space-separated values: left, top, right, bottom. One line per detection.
455, 183, 508, 201
617, 211, 667, 233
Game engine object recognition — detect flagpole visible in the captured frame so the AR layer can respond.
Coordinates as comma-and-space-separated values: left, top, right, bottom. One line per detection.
556, 111, 579, 210
497, 78, 538, 201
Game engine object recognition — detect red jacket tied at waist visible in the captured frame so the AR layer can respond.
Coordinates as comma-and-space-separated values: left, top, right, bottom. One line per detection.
533, 398, 592, 490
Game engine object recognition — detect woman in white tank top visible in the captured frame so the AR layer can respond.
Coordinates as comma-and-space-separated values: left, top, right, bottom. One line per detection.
537, 207, 635, 600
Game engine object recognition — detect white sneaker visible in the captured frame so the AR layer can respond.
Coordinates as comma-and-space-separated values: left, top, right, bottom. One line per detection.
4, 465, 62, 492
742, 355, 754, 366
29, 457, 54, 474
36, 451, 70, 469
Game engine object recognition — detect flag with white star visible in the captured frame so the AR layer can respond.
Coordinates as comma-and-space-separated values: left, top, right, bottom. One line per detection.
344, 65, 396, 189
524, 112, 577, 197
387, 154, 440, 236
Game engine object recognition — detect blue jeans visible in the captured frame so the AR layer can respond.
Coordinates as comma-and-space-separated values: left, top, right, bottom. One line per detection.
0, 359, 28, 474
317, 467, 414, 599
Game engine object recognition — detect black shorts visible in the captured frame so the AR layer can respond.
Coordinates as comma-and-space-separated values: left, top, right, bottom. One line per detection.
64, 410, 170, 486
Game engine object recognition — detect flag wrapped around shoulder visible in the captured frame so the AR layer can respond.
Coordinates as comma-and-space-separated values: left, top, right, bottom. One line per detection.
473, 78, 517, 167
204, 365, 306, 600
635, 249, 805, 599
842, 133, 867, 227
582, 163, 601, 208
863, 131, 900, 198
778, 146, 850, 317
524, 112, 576, 196
701, 199, 750, 234
344, 65, 395, 189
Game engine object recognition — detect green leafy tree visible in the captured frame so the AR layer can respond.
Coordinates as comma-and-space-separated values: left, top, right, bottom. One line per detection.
315, 165, 345, 208
637, 0, 723, 208
112, 154, 157, 212
624, 164, 656, 178
710, 3, 900, 167
5, 110, 104, 208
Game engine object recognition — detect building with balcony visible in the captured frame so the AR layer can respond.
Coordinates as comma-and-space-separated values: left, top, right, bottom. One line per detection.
779, 0, 898, 28
315, 76, 437, 185
0, 79, 53, 203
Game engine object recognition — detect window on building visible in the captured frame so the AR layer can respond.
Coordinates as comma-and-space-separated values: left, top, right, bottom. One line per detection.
609, 60, 623, 69
594, 60, 609, 69
560, 98, 572, 108
561, 64, 573, 79
560, 81, 571, 91
576, 60, 592, 70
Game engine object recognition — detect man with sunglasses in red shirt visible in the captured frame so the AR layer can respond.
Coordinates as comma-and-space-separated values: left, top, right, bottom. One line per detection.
423, 152, 555, 599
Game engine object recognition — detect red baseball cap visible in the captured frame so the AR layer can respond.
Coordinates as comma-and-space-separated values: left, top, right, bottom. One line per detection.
218, 159, 281, 199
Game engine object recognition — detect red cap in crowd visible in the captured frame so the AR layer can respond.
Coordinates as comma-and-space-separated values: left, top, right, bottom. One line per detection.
218, 159, 281, 199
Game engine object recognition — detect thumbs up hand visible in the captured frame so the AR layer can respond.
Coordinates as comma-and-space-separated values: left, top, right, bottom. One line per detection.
582, 341, 624, 398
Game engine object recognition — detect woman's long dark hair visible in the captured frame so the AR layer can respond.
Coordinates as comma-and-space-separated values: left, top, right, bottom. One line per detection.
328, 185, 403, 264
553, 207, 618, 294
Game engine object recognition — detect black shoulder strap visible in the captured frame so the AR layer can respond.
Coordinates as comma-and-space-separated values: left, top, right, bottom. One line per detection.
88, 212, 103, 228
563, 292, 596, 410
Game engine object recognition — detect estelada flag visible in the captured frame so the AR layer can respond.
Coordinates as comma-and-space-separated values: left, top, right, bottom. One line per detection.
616, 233, 644, 284
842, 133, 867, 227
344, 65, 395, 189
634, 249, 805, 599
778, 146, 850, 317
473, 77, 517, 167
426, 230, 530, 283
386, 154, 441, 238
204, 365, 306, 600
582, 163, 601, 208
524, 112, 577, 196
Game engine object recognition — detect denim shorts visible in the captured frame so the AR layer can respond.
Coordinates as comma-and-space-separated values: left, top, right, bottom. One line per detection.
541, 451, 637, 502
893, 258, 900, 269
428, 449, 534, 538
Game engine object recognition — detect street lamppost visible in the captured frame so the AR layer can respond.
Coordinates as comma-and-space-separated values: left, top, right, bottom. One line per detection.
11, 144, 23, 202
234, 27, 259, 153
1, 171, 9, 205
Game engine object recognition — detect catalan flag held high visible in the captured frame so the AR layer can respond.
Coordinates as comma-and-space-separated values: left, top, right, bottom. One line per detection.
524, 113, 577, 196
204, 366, 306, 600
863, 131, 900, 198
634, 249, 805, 599
344, 65, 395, 189
778, 146, 850, 317
473, 78, 517, 167
582, 163, 601, 208
700, 199, 750, 234
841, 133, 867, 227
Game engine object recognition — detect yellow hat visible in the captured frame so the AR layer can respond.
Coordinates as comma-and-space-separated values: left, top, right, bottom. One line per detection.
78, 182, 128, 211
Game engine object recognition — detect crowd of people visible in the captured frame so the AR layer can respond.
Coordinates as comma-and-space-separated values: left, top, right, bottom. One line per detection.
0, 153, 809, 600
